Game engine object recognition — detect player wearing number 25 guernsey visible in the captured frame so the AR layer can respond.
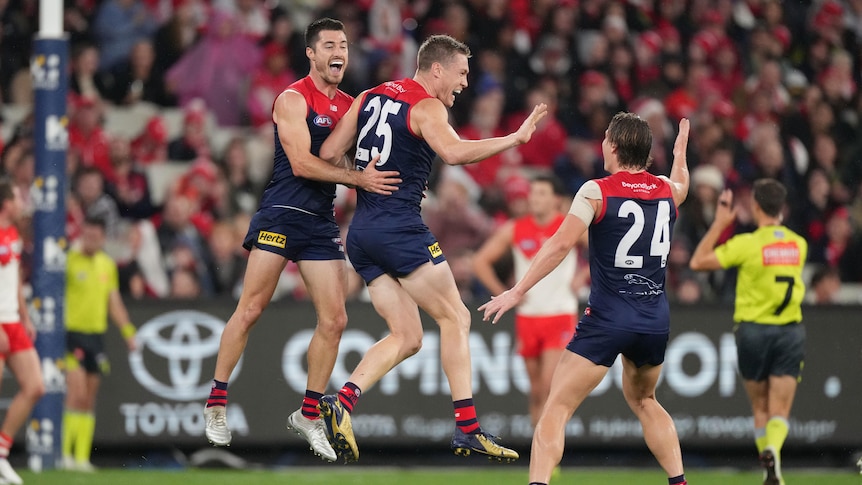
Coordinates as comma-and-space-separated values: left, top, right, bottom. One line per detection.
318, 35, 548, 463
690, 179, 806, 485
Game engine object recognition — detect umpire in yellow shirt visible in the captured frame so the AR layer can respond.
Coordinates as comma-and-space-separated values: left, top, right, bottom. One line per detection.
690, 179, 806, 485
64, 216, 137, 471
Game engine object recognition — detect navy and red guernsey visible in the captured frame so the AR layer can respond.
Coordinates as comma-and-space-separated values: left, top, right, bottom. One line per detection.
583, 171, 678, 334
349, 78, 437, 230
258, 76, 353, 221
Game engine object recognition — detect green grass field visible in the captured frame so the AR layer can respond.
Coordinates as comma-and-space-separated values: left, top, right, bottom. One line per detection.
13, 468, 862, 485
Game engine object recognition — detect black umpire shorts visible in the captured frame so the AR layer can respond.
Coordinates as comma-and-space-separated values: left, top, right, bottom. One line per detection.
735, 321, 805, 382
66, 331, 109, 375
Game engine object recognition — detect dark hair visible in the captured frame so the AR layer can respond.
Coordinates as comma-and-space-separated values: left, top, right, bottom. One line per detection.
607, 112, 653, 170
0, 177, 13, 204
305, 18, 345, 48
810, 265, 839, 288
83, 214, 107, 230
532, 173, 567, 197
417, 35, 471, 71
752, 178, 787, 217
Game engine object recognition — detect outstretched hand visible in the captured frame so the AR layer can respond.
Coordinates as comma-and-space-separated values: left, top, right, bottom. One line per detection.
513, 103, 549, 145
478, 289, 523, 324
356, 155, 401, 195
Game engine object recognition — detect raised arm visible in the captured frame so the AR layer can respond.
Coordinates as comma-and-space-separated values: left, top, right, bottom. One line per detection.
663, 118, 691, 207
472, 220, 516, 297
412, 99, 547, 166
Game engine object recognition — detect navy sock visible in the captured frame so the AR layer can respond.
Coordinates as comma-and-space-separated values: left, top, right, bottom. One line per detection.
669, 474, 686, 485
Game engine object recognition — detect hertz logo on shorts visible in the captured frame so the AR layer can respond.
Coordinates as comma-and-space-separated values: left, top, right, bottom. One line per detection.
428, 242, 442, 258
257, 231, 287, 249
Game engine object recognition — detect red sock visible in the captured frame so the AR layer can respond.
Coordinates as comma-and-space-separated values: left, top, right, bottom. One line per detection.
302, 390, 323, 419
0, 432, 12, 457
454, 399, 481, 434
206, 379, 228, 408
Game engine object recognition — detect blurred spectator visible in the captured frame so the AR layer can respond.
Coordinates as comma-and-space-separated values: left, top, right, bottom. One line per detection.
424, 170, 495, 258
104, 137, 156, 219
206, 221, 246, 298
259, 7, 308, 77
822, 207, 862, 281
504, 86, 566, 170
247, 42, 296, 129
169, 268, 202, 298
553, 136, 604, 196
72, 167, 121, 239
92, 0, 158, 73
807, 265, 842, 304
167, 101, 211, 161
166, 9, 262, 126
173, 158, 220, 235
217, 137, 259, 216
131, 116, 169, 164
0, 0, 33, 103
69, 43, 108, 101
68, 96, 113, 182
103, 39, 175, 106
152, 0, 205, 76
212, 0, 269, 42
156, 194, 214, 294
457, 85, 510, 189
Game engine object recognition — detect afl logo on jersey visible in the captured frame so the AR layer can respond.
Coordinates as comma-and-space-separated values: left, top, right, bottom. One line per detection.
313, 115, 333, 127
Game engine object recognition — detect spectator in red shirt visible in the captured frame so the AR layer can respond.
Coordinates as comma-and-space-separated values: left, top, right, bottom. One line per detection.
247, 42, 296, 129
68, 95, 113, 183
504, 87, 566, 170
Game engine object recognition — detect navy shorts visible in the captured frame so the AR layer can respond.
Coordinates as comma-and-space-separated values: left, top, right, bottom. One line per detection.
735, 321, 805, 381
566, 320, 668, 367
347, 226, 446, 283
243, 208, 344, 262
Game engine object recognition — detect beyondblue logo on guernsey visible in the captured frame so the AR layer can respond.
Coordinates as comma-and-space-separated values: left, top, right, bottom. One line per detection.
313, 115, 333, 127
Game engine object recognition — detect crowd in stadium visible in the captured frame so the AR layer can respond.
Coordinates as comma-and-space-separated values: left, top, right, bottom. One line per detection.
1, 0, 861, 304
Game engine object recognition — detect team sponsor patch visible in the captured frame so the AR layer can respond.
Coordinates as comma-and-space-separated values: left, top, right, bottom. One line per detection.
762, 241, 800, 266
257, 231, 287, 248
428, 242, 442, 258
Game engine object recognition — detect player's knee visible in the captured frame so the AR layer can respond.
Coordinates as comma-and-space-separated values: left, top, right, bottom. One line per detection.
23, 379, 46, 403
399, 332, 423, 358
319, 311, 348, 336
236, 302, 266, 328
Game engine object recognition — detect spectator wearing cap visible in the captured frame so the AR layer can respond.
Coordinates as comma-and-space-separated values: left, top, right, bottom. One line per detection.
167, 102, 211, 161
131, 116, 169, 164
562, 70, 618, 140
553, 136, 604, 196
635, 31, 663, 86
246, 41, 296, 129
68, 96, 114, 183
708, 40, 744, 102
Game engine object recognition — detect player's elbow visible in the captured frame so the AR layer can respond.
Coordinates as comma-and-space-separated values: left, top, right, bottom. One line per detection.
319, 144, 338, 165
436, 146, 469, 166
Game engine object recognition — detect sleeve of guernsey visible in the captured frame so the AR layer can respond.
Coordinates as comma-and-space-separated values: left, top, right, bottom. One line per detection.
713, 233, 752, 269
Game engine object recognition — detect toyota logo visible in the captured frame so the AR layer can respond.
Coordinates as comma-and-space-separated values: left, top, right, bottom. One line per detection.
129, 310, 242, 401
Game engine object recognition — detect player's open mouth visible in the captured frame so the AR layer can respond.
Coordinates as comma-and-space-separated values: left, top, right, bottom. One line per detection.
329, 60, 344, 74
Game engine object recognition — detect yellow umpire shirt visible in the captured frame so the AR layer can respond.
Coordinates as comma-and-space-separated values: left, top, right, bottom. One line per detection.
715, 225, 807, 325
65, 249, 119, 334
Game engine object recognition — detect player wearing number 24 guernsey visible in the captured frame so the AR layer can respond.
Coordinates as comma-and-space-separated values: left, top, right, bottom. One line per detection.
690, 179, 806, 485
480, 112, 691, 485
